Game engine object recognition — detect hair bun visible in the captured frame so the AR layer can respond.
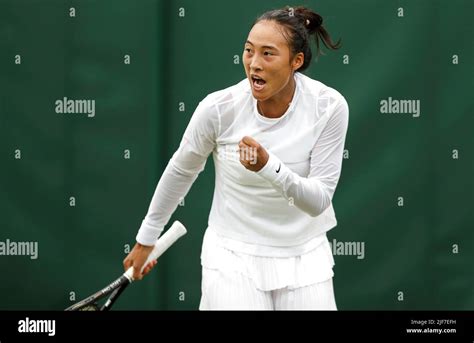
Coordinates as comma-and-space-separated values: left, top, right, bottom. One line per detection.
296, 7, 323, 34
305, 17, 322, 27
254, 6, 342, 71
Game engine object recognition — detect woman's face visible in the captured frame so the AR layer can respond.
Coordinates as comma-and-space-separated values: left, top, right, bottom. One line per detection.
243, 20, 303, 102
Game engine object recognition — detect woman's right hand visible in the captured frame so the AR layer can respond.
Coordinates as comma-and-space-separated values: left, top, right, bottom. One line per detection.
123, 242, 157, 280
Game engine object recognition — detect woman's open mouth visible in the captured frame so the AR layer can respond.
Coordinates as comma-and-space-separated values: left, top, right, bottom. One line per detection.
251, 75, 266, 91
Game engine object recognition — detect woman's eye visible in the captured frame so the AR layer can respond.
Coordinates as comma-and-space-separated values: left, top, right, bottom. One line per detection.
264, 51, 272, 56
244, 48, 251, 53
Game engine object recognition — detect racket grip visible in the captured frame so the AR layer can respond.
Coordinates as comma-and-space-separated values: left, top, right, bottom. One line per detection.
125, 220, 187, 281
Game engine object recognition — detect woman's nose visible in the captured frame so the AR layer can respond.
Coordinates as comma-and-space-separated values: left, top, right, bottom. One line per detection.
249, 56, 263, 71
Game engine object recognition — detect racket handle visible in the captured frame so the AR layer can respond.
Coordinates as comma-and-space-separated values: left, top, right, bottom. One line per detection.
125, 220, 187, 281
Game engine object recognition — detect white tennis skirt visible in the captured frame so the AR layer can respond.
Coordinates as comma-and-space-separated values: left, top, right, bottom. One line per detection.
199, 228, 337, 310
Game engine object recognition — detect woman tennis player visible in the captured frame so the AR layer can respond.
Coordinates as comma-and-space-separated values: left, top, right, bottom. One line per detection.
124, 6, 349, 310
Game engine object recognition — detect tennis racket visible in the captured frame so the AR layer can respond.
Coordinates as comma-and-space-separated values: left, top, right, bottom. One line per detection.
65, 220, 187, 311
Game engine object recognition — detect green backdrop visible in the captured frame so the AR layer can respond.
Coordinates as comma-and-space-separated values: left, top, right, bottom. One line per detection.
0, 0, 472, 310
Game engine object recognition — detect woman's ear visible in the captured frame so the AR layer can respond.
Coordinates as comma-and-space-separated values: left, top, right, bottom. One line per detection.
292, 52, 304, 71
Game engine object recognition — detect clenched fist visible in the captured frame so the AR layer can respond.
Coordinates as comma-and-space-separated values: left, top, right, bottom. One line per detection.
238, 136, 269, 172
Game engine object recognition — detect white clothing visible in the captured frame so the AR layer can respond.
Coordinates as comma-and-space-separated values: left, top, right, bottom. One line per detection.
199, 265, 337, 310
200, 227, 335, 291
136, 72, 349, 257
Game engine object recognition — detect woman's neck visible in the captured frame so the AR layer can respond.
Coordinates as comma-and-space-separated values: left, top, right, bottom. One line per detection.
257, 75, 296, 118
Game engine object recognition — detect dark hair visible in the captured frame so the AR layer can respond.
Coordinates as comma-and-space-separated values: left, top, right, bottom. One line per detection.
254, 6, 342, 71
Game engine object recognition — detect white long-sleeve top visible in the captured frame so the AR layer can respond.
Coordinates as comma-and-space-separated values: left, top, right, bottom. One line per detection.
136, 72, 349, 257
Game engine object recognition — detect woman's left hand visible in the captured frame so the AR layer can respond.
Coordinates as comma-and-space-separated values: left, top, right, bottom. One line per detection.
238, 136, 269, 172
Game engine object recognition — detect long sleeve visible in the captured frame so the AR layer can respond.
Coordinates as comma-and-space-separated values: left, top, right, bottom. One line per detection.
257, 95, 349, 217
135, 98, 218, 246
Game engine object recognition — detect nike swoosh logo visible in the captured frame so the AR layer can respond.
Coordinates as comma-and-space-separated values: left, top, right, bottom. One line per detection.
276, 163, 281, 173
